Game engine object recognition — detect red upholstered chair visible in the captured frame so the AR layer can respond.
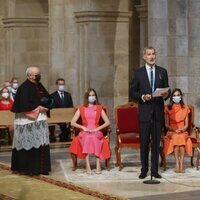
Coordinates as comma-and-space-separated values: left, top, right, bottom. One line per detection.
70, 106, 111, 171
114, 102, 140, 170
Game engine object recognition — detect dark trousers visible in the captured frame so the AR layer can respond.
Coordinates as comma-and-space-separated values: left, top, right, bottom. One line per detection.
59, 123, 71, 141
139, 120, 162, 174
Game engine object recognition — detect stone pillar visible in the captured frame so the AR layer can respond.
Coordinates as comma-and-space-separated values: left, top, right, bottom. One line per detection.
0, 0, 6, 83
2, 0, 49, 86
188, 0, 200, 125
48, 0, 65, 91
148, 0, 200, 125
49, 0, 132, 115
135, 0, 148, 65
2, 17, 48, 82
75, 10, 131, 115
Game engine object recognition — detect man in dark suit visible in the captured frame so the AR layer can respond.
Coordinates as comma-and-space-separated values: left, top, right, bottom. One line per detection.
130, 46, 170, 179
51, 78, 73, 142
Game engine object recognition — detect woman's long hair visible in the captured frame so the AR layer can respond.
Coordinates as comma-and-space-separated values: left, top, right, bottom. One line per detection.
0, 87, 11, 101
167, 88, 185, 110
83, 88, 100, 107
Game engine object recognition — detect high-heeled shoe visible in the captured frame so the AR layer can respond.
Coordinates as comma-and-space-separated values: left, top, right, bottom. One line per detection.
95, 170, 102, 175
86, 171, 92, 175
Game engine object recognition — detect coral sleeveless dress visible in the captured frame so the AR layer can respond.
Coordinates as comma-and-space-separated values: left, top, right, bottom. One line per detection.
0, 99, 13, 110
163, 104, 192, 156
69, 105, 111, 160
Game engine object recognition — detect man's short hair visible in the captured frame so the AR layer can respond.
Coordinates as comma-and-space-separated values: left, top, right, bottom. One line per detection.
56, 78, 65, 84
143, 46, 156, 55
26, 66, 39, 76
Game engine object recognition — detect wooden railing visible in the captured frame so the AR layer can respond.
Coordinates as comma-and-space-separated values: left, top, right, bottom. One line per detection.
0, 108, 74, 126
0, 108, 74, 148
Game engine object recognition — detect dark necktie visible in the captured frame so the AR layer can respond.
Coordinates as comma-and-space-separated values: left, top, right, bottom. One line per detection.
150, 68, 154, 92
61, 93, 64, 105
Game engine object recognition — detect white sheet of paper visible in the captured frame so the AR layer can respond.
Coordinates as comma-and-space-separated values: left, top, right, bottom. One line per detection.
152, 87, 170, 97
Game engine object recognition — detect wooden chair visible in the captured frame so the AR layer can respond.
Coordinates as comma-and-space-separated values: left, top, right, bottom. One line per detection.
70, 106, 111, 171
162, 105, 197, 170
190, 126, 200, 170
0, 110, 15, 145
114, 102, 140, 171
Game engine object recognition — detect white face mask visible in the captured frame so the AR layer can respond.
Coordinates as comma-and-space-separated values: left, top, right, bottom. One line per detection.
12, 83, 19, 89
172, 96, 181, 103
88, 96, 96, 103
2, 92, 9, 99
58, 85, 65, 91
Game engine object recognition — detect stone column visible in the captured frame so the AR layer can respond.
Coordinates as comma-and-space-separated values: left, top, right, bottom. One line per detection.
1, 0, 16, 80
188, 0, 200, 125
2, 0, 49, 86
135, 0, 148, 65
75, 10, 132, 115
49, 0, 132, 114
2, 17, 49, 84
148, 0, 200, 125
0, 0, 6, 82
48, 0, 65, 91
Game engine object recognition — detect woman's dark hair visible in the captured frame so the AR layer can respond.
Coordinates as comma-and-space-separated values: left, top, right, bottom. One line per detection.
167, 88, 185, 110
83, 88, 100, 106
0, 87, 11, 100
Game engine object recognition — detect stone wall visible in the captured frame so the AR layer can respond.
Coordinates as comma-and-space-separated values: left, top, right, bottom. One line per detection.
2, 0, 199, 123
148, 0, 200, 125
0, 0, 49, 87
49, 0, 132, 117
0, 0, 6, 83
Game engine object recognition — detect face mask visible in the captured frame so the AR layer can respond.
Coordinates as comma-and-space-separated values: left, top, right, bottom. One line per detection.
2, 92, 9, 99
35, 74, 41, 82
12, 83, 18, 89
58, 85, 65, 91
88, 96, 96, 103
172, 96, 181, 103
7, 86, 12, 92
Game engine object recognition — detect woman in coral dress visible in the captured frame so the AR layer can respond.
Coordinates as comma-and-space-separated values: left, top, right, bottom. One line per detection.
164, 88, 192, 173
69, 88, 110, 174
0, 87, 14, 144
0, 87, 13, 110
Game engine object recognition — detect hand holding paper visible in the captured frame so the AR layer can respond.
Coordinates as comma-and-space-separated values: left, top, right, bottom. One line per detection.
152, 87, 170, 97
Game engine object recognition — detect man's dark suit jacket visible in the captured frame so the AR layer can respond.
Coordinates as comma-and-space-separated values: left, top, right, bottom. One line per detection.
51, 91, 73, 108
130, 65, 169, 122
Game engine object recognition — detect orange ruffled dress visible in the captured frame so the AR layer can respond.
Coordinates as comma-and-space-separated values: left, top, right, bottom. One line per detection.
163, 104, 192, 156
69, 105, 111, 160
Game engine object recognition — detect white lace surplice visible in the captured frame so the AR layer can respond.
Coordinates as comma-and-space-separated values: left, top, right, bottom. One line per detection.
12, 113, 49, 150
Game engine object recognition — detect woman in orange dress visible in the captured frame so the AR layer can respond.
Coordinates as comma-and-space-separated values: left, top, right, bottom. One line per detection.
164, 88, 192, 173
69, 88, 110, 174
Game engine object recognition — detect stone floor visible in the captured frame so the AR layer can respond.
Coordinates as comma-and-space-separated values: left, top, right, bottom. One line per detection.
0, 146, 200, 200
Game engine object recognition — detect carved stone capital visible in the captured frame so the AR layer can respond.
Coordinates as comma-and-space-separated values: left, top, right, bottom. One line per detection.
2, 17, 48, 28
75, 11, 132, 23
135, 4, 148, 19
